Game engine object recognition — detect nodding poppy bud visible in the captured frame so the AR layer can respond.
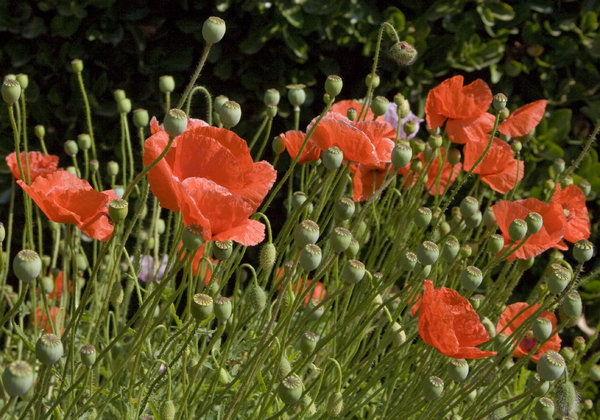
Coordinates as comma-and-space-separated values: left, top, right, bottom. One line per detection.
343, 259, 365, 284
573, 239, 594, 262
414, 207, 432, 228
202, 16, 226, 44
427, 134, 442, 149
71, 59, 84, 73
389, 41, 418, 65
400, 251, 417, 270
300, 331, 318, 355
159, 400, 176, 420
219, 101, 242, 129
547, 263, 571, 294
460, 266, 483, 291
80, 344, 97, 367
278, 375, 303, 405
259, 242, 277, 270
371, 96, 389, 117
492, 93, 508, 111
13, 249, 41, 283
562, 291, 582, 318
438, 222, 451, 237
327, 391, 344, 417
335, 198, 355, 221
264, 88, 280, 106
412, 138, 426, 153
294, 220, 319, 248
214, 296, 232, 322
460, 196, 479, 219
448, 148, 461, 165
2, 361, 33, 397
345, 239, 359, 258
537, 350, 565, 381
391, 322, 407, 346
64, 139, 78, 157
499, 107, 510, 120
442, 237, 460, 262
346, 107, 357, 122
532, 317, 553, 342
417, 241, 439, 266
325, 75, 343, 98
508, 218, 528, 242
480, 317, 496, 338
113, 89, 126, 103
392, 142, 412, 169
488, 234, 504, 254
287, 84, 306, 107
34, 124, 45, 140
163, 108, 188, 138
36, 333, 64, 365
322, 146, 343, 170
292, 191, 307, 209
579, 179, 591, 196
107, 160, 119, 177
247, 284, 267, 311
365, 73, 380, 89
191, 293, 213, 321
109, 199, 128, 224
213, 240, 233, 261
534, 397, 554, 420
300, 244, 322, 272
447, 359, 469, 382
133, 108, 149, 128
423, 376, 444, 401
330, 227, 352, 253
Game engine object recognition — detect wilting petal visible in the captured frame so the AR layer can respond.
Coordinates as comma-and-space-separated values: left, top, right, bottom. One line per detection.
498, 100, 547, 138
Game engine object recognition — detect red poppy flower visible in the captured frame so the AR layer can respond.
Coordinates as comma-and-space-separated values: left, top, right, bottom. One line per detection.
331, 99, 382, 123
48, 271, 73, 301
551, 184, 590, 244
491, 198, 566, 260
349, 164, 389, 202
18, 170, 118, 241
275, 267, 326, 305
144, 123, 277, 246
496, 302, 561, 362
414, 280, 496, 359
278, 130, 321, 164
34, 306, 63, 334
6, 151, 59, 183
397, 151, 462, 196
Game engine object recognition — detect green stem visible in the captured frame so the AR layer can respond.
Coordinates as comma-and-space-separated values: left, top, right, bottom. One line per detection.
177, 44, 212, 109
75, 71, 98, 161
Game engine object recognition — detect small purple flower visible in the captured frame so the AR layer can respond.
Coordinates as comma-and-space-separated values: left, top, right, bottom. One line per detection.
132, 254, 169, 283
383, 103, 423, 140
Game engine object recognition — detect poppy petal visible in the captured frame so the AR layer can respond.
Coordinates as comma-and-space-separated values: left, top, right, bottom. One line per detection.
498, 100, 547, 137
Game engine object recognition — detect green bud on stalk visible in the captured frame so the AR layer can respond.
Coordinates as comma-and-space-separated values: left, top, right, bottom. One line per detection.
2, 78, 21, 105
202, 16, 226, 44
13, 249, 42, 283
2, 361, 33, 397
325, 75, 343, 98
164, 108, 188, 138
264, 88, 280, 106
219, 101, 242, 129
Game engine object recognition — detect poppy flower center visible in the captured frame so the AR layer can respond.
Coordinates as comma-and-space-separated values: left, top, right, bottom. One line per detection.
562, 207, 571, 220
520, 331, 537, 352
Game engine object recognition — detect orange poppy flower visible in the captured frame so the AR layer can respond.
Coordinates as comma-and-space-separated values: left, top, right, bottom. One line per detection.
34, 306, 63, 334
6, 151, 59, 183
278, 130, 321, 164
18, 170, 118, 241
144, 123, 277, 246
349, 164, 389, 202
48, 271, 74, 301
275, 266, 326, 305
551, 184, 590, 244
331, 99, 382, 122
496, 302, 561, 362
491, 198, 566, 260
414, 280, 496, 359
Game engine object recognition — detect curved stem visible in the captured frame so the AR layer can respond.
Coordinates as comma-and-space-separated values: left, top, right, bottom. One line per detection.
177, 44, 212, 109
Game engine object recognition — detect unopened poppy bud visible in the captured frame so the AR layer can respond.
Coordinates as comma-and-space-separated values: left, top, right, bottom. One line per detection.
113, 89, 126, 103
34, 124, 45, 140
412, 138, 426, 153
424, 376, 444, 401
532, 317, 552, 342
259, 242, 276, 271
264, 88, 280, 106
64, 140, 78, 157
534, 398, 554, 420
272, 136, 285, 155
555, 380, 578, 416
117, 98, 131, 114
191, 293, 213, 321
294, 220, 319, 248
2, 78, 21, 105
219, 101, 241, 129
400, 250, 417, 270
447, 359, 469, 382
109, 199, 128, 223
325, 75, 343, 98
414, 207, 432, 228
447, 148, 461, 166
573, 336, 585, 353
247, 284, 267, 311
164, 108, 188, 138
442, 237, 460, 262
487, 234, 504, 254
300, 331, 318, 355
202, 16, 226, 44
346, 107, 357, 122
423, 144, 436, 162
394, 96, 410, 120
480, 316, 495, 337
391, 322, 407, 346
287, 84, 306, 107
16, 73, 28, 90
299, 244, 322, 272
552, 158, 565, 174
460, 244, 472, 258
562, 291, 582, 318
330, 227, 352, 253
371, 96, 389, 117
76, 133, 91, 151
266, 104, 278, 119
36, 333, 64, 365
327, 391, 344, 417
278, 375, 303, 405
159, 400, 176, 420
573, 239, 593, 262
80, 344, 97, 367
492, 93, 508, 111
110, 281, 124, 306
417, 241, 439, 266
71, 59, 84, 73
214, 296, 232, 322
182, 226, 204, 251
438, 221, 451, 237
390, 41, 418, 65
547, 263, 571, 294
301, 394, 316, 415
2, 361, 33, 397
391, 142, 412, 169
460, 266, 483, 291
579, 179, 591, 196
322, 146, 343, 170
560, 346, 575, 362
345, 239, 359, 258
335, 197, 355, 221
508, 218, 528, 241
537, 350, 565, 381
343, 259, 365, 284
499, 107, 510, 120
13, 249, 41, 283
460, 196, 479, 219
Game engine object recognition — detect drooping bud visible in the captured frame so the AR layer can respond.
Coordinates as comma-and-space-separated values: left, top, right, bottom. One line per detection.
259, 243, 277, 270
327, 391, 344, 417
389, 41, 418, 66
202, 16, 226, 44
247, 284, 267, 311
555, 380, 578, 417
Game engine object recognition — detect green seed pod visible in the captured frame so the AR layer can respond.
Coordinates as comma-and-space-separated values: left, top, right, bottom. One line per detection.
414, 207, 432, 228
396, 96, 410, 120
481, 316, 496, 338
259, 242, 277, 271
483, 207, 497, 229
90, 159, 99, 173
15, 73, 28, 90
305, 298, 324, 321
0, 222, 5, 243
573, 239, 594, 262
294, 220, 320, 248
117, 98, 131, 114
527, 373, 549, 397
532, 317, 553, 342
465, 211, 482, 229
460, 196, 479, 219
64, 139, 79, 157
159, 400, 176, 420
335, 198, 355, 221
499, 107, 510, 120
412, 138, 426, 154
182, 226, 203, 251
345, 239, 359, 258
322, 146, 343, 170
272, 136, 285, 155
191, 293, 213, 321
65, 166, 77, 175
389, 41, 418, 65
537, 350, 565, 381
533, 397, 554, 420
276, 356, 291, 380
247, 284, 267, 312
300, 331, 318, 355
70, 59, 84, 73
579, 179, 591, 196
278, 375, 303, 405
109, 199, 128, 224
525, 212, 543, 234
400, 251, 418, 270
13, 249, 42, 283
423, 144, 436, 162
442, 237, 460, 263
460, 266, 483, 291
508, 218, 528, 242
2, 361, 33, 397
562, 291, 582, 318
159, 75, 175, 93
555, 380, 578, 417
325, 75, 343, 98
346, 107, 357, 122
2, 78, 21, 105
469, 294, 484, 310
287, 84, 306, 107
291, 191, 307, 209
327, 391, 344, 417
219, 101, 242, 129
300, 244, 322, 272
132, 108, 149, 128
492, 93, 508, 111
164, 108, 188, 138
447, 148, 461, 166
330, 227, 352, 253
343, 259, 365, 284
40, 276, 54, 294
438, 222, 451, 237
77, 133, 91, 151
547, 264, 571, 294
34, 124, 45, 140
391, 142, 412, 169
488, 234, 505, 254
80, 344, 97, 367
447, 358, 469, 382
417, 241, 439, 266
107, 160, 119, 177
423, 376, 444, 401
264, 88, 280, 106
213, 240, 233, 261
365, 73, 380, 89
371, 96, 389, 117
589, 365, 600, 381
36, 333, 64, 365
202, 16, 226, 44
214, 296, 232, 322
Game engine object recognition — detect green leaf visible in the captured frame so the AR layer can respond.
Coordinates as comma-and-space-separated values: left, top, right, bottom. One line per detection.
547, 109, 572, 143
487, 1, 515, 21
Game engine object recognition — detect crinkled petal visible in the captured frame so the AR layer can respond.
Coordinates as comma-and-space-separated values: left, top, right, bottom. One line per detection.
498, 100, 547, 137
